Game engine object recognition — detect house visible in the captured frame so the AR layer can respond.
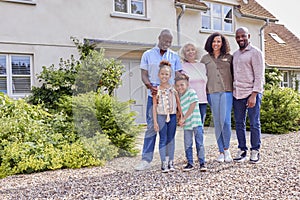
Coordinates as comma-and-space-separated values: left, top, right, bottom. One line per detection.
264, 23, 300, 92
1, 0, 294, 124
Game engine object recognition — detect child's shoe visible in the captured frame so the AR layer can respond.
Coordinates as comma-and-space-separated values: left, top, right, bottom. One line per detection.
161, 161, 169, 173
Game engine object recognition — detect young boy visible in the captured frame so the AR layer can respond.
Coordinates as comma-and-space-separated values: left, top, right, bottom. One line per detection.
175, 74, 207, 172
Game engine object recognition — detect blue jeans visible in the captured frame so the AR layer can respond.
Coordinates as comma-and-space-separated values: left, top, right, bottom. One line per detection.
233, 94, 262, 151
141, 96, 157, 162
157, 114, 177, 162
207, 92, 233, 153
184, 126, 205, 165
199, 103, 207, 125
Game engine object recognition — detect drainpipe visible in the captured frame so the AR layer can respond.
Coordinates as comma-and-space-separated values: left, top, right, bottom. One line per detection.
260, 18, 269, 51
177, 4, 186, 46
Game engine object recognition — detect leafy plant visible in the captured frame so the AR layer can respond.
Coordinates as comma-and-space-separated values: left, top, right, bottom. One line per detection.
260, 86, 300, 134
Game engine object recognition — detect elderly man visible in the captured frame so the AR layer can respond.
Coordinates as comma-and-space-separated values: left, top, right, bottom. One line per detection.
135, 29, 182, 171
232, 27, 265, 164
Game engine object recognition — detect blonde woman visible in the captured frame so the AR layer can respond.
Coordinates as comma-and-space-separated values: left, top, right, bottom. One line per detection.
179, 43, 208, 125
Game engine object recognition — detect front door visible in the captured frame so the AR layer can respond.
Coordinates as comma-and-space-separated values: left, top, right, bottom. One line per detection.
115, 60, 146, 124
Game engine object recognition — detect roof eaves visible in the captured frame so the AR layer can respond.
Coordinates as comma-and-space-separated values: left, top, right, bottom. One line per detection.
175, 2, 208, 11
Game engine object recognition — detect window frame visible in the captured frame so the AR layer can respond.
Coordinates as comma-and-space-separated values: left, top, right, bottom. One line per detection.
1, 0, 36, 5
281, 71, 289, 88
0, 54, 33, 98
112, 0, 149, 20
201, 2, 234, 34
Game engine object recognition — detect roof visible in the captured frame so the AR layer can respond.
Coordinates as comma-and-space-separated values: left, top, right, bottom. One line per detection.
175, 0, 208, 11
264, 23, 300, 69
235, 0, 278, 22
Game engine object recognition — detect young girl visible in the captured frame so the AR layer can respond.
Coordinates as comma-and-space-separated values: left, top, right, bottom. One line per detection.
153, 60, 183, 173
175, 74, 207, 172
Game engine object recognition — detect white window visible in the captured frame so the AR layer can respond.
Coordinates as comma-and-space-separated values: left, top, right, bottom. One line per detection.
114, 0, 145, 16
201, 2, 233, 33
281, 71, 289, 87
269, 33, 286, 44
0, 54, 32, 97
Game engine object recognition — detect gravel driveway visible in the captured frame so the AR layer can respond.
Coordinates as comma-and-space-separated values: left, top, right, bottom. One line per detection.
0, 131, 299, 200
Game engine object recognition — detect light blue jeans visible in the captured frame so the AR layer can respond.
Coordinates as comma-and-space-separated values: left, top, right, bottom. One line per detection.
199, 103, 207, 125
141, 96, 157, 162
233, 94, 262, 151
184, 126, 205, 165
157, 114, 177, 162
207, 92, 233, 153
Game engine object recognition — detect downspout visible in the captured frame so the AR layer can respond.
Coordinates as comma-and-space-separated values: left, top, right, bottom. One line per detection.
260, 18, 269, 51
177, 4, 186, 46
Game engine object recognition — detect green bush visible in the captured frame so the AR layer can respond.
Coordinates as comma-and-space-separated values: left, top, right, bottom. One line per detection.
26, 56, 80, 111
0, 93, 123, 178
58, 92, 141, 156
260, 86, 300, 134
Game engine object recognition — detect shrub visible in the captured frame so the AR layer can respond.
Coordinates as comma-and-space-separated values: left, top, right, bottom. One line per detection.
260, 86, 300, 134
0, 93, 121, 178
58, 92, 141, 156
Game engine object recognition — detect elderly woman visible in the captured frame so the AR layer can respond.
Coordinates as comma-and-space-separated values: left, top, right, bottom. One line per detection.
179, 43, 208, 125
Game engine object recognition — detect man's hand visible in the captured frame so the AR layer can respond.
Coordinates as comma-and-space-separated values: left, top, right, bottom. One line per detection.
247, 92, 257, 108
145, 83, 158, 96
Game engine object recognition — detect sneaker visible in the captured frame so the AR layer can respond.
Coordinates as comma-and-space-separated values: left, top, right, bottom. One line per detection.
135, 160, 151, 171
224, 149, 233, 162
161, 161, 169, 173
168, 160, 175, 171
233, 149, 247, 162
200, 164, 207, 172
216, 153, 225, 162
183, 163, 194, 172
249, 150, 260, 164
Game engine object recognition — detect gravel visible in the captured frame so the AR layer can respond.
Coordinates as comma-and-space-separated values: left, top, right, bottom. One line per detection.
0, 131, 299, 200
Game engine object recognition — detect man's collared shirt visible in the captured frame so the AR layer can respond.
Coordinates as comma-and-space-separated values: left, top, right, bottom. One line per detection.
140, 46, 182, 96
232, 43, 265, 99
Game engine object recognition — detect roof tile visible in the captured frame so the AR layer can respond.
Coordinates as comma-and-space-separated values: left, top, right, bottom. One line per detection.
236, 0, 277, 21
264, 23, 300, 68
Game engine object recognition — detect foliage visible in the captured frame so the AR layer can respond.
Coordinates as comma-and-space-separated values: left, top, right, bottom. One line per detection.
260, 86, 300, 134
0, 93, 123, 178
58, 92, 141, 156
94, 93, 141, 156
265, 68, 282, 90
75, 49, 124, 95
27, 41, 124, 111
26, 56, 80, 111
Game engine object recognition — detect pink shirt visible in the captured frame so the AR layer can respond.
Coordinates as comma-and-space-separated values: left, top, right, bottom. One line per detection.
232, 44, 265, 99
182, 62, 208, 103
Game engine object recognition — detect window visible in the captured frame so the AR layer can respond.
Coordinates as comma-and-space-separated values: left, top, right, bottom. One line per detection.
0, 54, 32, 97
114, 0, 145, 16
281, 71, 289, 87
269, 33, 285, 44
201, 2, 233, 33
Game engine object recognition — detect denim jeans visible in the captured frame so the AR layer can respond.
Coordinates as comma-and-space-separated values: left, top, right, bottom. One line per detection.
233, 93, 262, 151
199, 103, 207, 125
157, 114, 177, 162
184, 126, 205, 165
141, 96, 157, 162
207, 92, 233, 153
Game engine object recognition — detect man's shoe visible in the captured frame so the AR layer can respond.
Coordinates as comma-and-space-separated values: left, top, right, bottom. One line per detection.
249, 150, 260, 164
224, 149, 233, 162
183, 163, 194, 172
135, 160, 151, 171
161, 161, 169, 173
168, 160, 175, 171
216, 153, 225, 162
200, 164, 207, 172
233, 149, 247, 162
